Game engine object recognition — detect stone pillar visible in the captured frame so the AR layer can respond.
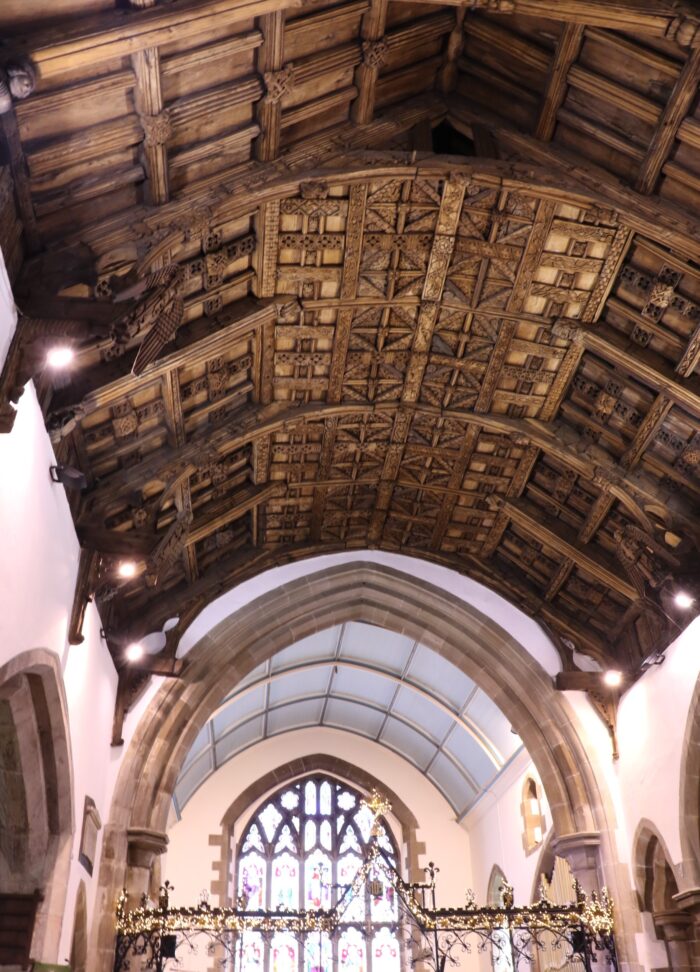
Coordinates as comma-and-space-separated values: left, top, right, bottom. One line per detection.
653, 910, 693, 971
126, 827, 168, 905
672, 888, 700, 970
551, 832, 602, 895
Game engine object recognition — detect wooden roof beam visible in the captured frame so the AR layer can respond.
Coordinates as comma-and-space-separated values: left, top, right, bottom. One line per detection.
534, 24, 584, 142
560, 318, 700, 416
491, 494, 639, 600
446, 98, 700, 262
393, 0, 698, 45
255, 11, 287, 162
47, 296, 275, 422
78, 395, 696, 541
636, 48, 700, 194
351, 0, 389, 125
131, 47, 169, 206
19, 0, 304, 81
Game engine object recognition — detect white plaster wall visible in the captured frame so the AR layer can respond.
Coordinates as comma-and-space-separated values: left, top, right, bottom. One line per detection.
0, 246, 16, 372
0, 253, 119, 964
461, 749, 550, 906
165, 727, 478, 972
615, 615, 700, 872
165, 727, 472, 904
176, 551, 562, 678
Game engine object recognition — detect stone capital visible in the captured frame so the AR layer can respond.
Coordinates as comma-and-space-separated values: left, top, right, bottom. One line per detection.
672, 887, 700, 914
653, 909, 693, 940
551, 831, 600, 855
551, 831, 601, 892
127, 827, 169, 868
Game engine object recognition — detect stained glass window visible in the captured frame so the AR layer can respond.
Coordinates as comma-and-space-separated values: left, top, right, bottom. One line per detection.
234, 775, 402, 972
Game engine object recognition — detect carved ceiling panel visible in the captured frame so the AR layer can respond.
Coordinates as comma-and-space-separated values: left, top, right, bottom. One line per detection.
6, 160, 686, 676
2, 0, 700, 732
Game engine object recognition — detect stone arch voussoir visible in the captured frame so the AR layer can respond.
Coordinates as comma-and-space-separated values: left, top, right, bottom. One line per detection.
94, 561, 638, 971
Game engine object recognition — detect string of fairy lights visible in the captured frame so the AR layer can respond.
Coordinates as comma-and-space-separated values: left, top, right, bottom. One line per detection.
114, 789, 615, 944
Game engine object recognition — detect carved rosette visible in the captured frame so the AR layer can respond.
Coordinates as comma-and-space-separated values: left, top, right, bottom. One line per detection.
466, 0, 515, 9
140, 110, 172, 148
361, 40, 389, 70
263, 65, 295, 105
552, 319, 585, 344
667, 15, 700, 48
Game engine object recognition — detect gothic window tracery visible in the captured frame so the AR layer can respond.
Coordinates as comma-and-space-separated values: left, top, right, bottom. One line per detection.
235, 775, 401, 972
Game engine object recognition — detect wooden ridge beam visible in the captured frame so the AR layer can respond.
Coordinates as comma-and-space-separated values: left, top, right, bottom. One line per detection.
636, 48, 700, 194
535, 24, 584, 142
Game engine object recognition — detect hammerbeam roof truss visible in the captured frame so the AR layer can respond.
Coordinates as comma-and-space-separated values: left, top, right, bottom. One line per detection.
0, 0, 699, 680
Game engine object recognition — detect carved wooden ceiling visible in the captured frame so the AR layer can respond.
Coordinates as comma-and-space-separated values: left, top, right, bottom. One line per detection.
1, 0, 699, 722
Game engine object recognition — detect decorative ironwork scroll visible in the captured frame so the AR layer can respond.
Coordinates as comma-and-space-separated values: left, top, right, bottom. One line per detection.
114, 792, 617, 972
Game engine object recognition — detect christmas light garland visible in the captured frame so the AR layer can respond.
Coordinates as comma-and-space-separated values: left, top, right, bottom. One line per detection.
114, 790, 617, 970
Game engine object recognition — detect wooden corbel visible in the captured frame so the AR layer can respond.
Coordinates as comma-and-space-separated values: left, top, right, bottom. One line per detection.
555, 671, 620, 760
111, 654, 185, 746
68, 548, 102, 645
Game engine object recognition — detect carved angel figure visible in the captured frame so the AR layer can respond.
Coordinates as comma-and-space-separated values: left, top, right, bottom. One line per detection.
108, 263, 187, 375
500, 881, 514, 909
0, 55, 36, 114
612, 523, 676, 596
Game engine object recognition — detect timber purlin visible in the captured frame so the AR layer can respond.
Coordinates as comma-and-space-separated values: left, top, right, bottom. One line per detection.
0, 0, 698, 741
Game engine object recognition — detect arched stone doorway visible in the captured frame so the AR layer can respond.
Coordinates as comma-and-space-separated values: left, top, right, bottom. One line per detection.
0, 648, 73, 965
70, 881, 88, 972
633, 821, 693, 971
679, 677, 700, 884
93, 561, 640, 971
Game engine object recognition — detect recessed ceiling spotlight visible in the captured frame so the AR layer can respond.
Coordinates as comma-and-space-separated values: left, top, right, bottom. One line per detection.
603, 670, 622, 688
46, 346, 74, 368
125, 642, 144, 662
674, 591, 695, 610
118, 560, 137, 579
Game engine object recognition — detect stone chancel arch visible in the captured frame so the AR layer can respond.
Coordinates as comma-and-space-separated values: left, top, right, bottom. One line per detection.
0, 649, 74, 965
94, 559, 639, 972
174, 621, 524, 820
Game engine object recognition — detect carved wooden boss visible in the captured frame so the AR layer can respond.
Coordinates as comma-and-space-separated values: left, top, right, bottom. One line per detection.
0, 0, 698, 743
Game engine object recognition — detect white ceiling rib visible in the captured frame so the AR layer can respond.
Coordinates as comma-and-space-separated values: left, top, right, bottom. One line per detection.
174, 622, 522, 816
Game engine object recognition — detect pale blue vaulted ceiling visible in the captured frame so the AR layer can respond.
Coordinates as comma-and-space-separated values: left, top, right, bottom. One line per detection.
174, 622, 523, 818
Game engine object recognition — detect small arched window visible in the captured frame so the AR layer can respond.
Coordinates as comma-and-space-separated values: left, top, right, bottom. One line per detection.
521, 777, 546, 855
235, 774, 401, 972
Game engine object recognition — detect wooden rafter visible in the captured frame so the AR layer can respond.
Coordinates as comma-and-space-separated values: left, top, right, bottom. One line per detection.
3, 1, 699, 697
